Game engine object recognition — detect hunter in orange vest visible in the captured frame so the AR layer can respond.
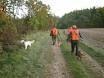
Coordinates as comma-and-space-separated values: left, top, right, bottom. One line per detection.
70, 25, 82, 56
50, 26, 58, 45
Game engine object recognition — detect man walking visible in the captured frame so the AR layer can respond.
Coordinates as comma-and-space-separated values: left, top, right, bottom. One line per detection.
70, 25, 82, 56
50, 26, 58, 45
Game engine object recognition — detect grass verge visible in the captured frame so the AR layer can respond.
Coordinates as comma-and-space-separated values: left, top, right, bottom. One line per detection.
60, 41, 90, 78
0, 31, 53, 78
80, 42, 104, 67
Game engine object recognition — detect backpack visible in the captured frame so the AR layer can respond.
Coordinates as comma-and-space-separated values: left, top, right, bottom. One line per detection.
50, 28, 58, 36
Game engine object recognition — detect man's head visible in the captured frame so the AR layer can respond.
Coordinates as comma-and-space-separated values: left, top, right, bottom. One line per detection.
72, 25, 77, 29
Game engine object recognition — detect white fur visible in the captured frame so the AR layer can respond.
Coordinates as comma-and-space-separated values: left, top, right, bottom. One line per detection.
20, 40, 35, 50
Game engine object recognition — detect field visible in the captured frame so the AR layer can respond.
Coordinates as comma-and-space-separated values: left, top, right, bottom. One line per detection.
80, 28, 104, 49
0, 28, 104, 78
80, 28, 104, 68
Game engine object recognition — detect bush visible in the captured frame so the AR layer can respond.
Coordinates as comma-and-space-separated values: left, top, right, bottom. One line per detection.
0, 12, 19, 52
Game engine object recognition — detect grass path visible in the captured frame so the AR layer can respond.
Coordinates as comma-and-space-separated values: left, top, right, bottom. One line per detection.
81, 50, 104, 78
60, 42, 90, 78
80, 42, 104, 69
46, 44, 72, 78
60, 41, 104, 78
60, 29, 104, 78
0, 30, 104, 78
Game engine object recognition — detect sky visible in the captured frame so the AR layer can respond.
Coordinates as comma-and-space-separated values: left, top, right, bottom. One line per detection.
41, 0, 104, 17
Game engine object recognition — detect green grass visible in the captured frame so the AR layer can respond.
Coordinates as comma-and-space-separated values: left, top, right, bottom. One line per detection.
59, 30, 98, 78
80, 42, 104, 67
0, 31, 53, 78
60, 41, 104, 78
0, 30, 103, 78
60, 41, 91, 78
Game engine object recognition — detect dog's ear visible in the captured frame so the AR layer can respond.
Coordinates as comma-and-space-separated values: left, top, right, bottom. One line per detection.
20, 40, 25, 43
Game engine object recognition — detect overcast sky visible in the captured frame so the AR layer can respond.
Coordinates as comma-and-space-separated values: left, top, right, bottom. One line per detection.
41, 0, 104, 17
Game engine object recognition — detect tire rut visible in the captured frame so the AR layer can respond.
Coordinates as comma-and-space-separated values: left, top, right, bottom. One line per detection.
81, 50, 104, 78
47, 44, 72, 78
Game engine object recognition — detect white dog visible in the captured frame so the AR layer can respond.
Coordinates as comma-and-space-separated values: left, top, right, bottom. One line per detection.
20, 40, 35, 50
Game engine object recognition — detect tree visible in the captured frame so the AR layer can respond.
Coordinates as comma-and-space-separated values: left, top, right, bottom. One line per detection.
0, 11, 19, 52
57, 7, 104, 28
25, 0, 51, 30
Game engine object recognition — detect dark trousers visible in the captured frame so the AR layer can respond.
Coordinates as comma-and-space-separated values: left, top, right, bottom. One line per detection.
52, 36, 57, 45
71, 40, 79, 56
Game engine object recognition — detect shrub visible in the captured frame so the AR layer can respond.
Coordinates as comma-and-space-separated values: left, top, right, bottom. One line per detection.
0, 12, 19, 52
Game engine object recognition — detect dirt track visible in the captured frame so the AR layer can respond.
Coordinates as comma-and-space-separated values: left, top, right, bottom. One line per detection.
48, 44, 71, 78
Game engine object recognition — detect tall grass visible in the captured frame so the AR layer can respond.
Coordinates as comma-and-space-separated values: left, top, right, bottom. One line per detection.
0, 31, 53, 78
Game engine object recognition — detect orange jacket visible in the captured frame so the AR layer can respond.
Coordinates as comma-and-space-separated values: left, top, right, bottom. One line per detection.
70, 29, 80, 40
50, 27, 58, 36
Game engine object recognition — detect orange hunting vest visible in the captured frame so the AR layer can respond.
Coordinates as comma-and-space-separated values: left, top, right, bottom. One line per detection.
51, 28, 58, 36
71, 29, 79, 40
